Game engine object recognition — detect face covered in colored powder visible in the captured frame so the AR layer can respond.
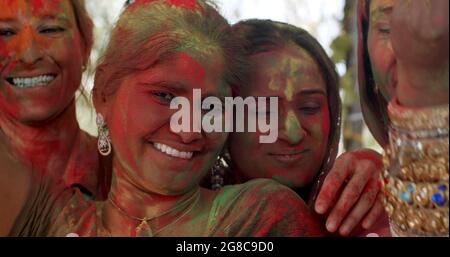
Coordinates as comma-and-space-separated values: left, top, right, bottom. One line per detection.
0, 0, 86, 123
367, 0, 396, 101
229, 44, 330, 189
99, 52, 230, 196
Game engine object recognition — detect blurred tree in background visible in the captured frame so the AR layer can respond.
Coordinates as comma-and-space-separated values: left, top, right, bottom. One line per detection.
330, 0, 364, 151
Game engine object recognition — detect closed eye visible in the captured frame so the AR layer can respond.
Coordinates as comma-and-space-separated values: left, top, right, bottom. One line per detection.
376, 22, 391, 35
299, 106, 321, 115
39, 26, 65, 34
378, 27, 391, 34
0, 28, 17, 37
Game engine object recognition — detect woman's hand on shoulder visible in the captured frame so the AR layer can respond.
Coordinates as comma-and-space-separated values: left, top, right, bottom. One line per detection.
314, 149, 385, 236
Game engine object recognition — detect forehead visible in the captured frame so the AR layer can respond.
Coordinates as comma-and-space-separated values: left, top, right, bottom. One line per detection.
0, 0, 74, 21
247, 44, 326, 95
133, 52, 228, 95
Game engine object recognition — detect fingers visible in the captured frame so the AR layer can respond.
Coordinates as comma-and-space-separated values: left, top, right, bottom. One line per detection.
338, 177, 379, 235
325, 159, 373, 233
362, 192, 385, 230
315, 153, 354, 214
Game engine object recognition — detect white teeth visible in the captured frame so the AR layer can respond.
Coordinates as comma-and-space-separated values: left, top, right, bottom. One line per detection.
153, 143, 194, 160
11, 75, 56, 88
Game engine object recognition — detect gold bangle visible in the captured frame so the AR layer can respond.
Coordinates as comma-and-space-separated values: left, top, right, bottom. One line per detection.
381, 172, 448, 209
385, 197, 449, 236
388, 100, 449, 131
384, 147, 449, 182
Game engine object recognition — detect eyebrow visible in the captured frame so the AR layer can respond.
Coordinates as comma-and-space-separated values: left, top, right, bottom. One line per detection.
138, 81, 187, 91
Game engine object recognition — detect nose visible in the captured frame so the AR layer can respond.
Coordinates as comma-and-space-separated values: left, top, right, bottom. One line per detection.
176, 106, 204, 144
278, 110, 305, 145
18, 27, 44, 66
177, 130, 203, 144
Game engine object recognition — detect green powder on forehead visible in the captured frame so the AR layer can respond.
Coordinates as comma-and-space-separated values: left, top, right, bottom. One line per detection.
283, 58, 300, 101
120, 2, 222, 65
174, 30, 222, 61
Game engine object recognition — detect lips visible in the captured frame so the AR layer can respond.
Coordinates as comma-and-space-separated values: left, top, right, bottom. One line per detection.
269, 149, 310, 163
153, 142, 195, 160
6, 74, 57, 89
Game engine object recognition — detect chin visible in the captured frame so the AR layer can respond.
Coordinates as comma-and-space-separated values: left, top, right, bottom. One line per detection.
147, 173, 200, 196
273, 171, 318, 190
15, 106, 62, 124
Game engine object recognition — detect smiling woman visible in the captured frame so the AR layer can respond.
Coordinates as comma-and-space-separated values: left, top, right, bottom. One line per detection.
0, 0, 109, 236
215, 19, 390, 237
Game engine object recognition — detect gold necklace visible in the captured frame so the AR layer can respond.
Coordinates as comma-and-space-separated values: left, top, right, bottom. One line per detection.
107, 189, 200, 237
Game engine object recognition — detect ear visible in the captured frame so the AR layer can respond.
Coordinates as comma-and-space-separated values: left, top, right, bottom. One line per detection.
92, 65, 112, 121
93, 92, 109, 122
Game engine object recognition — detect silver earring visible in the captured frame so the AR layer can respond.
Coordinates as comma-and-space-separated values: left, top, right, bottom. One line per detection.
211, 153, 229, 191
97, 113, 111, 156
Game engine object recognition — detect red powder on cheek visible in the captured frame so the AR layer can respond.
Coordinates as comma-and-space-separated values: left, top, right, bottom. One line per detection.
0, 39, 8, 58
321, 107, 331, 142
0, 40, 17, 76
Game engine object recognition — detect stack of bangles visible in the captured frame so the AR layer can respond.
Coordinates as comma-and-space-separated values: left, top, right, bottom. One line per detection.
381, 100, 449, 237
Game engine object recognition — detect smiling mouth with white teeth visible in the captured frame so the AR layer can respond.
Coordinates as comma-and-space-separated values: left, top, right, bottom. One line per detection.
6, 75, 56, 89
153, 143, 194, 160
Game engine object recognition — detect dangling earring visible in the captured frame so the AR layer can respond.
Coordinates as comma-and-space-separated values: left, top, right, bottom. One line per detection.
97, 113, 111, 156
210, 151, 230, 191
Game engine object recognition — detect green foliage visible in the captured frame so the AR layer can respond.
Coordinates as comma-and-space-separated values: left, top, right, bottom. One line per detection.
330, 32, 352, 64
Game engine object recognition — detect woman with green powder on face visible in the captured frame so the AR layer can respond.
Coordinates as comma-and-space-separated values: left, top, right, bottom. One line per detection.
212, 19, 390, 236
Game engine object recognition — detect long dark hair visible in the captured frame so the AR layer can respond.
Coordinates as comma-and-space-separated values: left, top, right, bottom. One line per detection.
230, 19, 342, 204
